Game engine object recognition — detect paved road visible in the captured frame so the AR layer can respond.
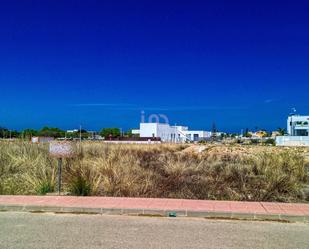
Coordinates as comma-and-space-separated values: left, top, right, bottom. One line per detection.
0, 212, 308, 249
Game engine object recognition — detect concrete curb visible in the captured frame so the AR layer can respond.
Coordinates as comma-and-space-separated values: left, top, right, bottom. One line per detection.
1, 204, 308, 223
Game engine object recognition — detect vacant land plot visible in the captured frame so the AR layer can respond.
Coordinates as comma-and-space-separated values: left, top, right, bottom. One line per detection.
0, 141, 308, 202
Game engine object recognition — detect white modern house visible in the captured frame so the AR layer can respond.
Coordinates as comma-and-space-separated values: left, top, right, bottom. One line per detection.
276, 114, 309, 146
287, 115, 309, 136
132, 123, 211, 142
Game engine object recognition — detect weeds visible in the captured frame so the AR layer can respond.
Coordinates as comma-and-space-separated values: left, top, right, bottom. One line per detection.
0, 141, 308, 202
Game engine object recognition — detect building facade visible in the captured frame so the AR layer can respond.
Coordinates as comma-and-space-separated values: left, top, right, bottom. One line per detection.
133, 123, 211, 142
287, 115, 309, 136
276, 114, 309, 146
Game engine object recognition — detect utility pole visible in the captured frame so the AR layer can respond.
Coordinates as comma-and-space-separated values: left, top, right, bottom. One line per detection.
211, 122, 217, 141
57, 158, 62, 195
79, 125, 82, 142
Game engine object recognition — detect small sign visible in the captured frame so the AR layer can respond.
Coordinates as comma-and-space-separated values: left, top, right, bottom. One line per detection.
49, 141, 76, 158
32, 137, 39, 143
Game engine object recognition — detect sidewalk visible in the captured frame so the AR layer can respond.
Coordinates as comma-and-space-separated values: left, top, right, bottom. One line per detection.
0, 195, 308, 222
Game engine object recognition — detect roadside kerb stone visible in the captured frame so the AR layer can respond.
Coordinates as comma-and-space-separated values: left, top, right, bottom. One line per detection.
1, 196, 309, 223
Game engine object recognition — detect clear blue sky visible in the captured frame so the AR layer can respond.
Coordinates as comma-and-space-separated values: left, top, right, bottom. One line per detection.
0, 0, 308, 132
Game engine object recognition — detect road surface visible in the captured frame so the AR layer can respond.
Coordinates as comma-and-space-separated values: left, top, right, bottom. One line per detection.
0, 212, 308, 249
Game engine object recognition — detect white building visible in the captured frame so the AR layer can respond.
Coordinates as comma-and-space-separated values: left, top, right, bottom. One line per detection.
133, 123, 211, 142
31, 137, 54, 143
67, 129, 79, 133
276, 114, 309, 146
287, 115, 309, 136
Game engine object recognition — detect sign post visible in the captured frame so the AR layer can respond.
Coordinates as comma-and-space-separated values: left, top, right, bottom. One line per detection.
49, 141, 76, 195
57, 158, 62, 195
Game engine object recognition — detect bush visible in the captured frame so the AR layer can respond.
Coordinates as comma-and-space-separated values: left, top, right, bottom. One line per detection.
263, 138, 275, 146
0, 141, 56, 195
0, 141, 308, 202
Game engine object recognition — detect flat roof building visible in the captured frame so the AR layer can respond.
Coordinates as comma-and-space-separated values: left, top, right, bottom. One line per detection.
133, 123, 211, 143
276, 114, 309, 147
287, 115, 309, 136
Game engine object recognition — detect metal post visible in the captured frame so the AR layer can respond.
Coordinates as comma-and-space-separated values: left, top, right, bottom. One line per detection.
79, 125, 82, 142
57, 158, 62, 195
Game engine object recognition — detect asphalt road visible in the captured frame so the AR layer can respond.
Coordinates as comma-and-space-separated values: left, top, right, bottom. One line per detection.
0, 212, 308, 249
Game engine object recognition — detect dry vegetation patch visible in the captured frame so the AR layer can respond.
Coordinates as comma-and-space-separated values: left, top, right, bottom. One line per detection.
0, 141, 308, 202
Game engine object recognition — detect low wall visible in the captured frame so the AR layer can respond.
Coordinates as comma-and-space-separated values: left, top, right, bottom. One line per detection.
102, 140, 162, 144
276, 136, 309, 147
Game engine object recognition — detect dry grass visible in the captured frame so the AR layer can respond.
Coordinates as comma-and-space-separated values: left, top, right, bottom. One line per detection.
0, 141, 56, 195
0, 141, 308, 202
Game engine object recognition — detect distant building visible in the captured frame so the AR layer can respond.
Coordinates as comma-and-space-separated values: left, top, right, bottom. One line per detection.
31, 137, 54, 143
67, 129, 79, 133
252, 130, 268, 138
132, 123, 211, 142
131, 129, 140, 135
287, 115, 309, 136
276, 114, 309, 146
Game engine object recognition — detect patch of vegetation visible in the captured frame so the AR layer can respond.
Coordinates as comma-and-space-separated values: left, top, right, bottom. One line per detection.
0, 141, 308, 202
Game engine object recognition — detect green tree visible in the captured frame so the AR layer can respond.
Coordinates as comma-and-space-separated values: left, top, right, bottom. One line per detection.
38, 127, 65, 138
220, 133, 228, 139
244, 128, 252, 137
264, 138, 275, 145
277, 128, 286, 136
100, 128, 121, 139
0, 127, 20, 139
66, 129, 91, 139
211, 122, 217, 141
0, 127, 9, 138
21, 129, 38, 139
125, 129, 133, 137
9, 130, 20, 138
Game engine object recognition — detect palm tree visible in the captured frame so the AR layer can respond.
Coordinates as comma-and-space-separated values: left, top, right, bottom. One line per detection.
277, 128, 286, 136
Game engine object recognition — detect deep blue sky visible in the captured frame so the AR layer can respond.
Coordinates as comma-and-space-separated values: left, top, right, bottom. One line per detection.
0, 0, 308, 132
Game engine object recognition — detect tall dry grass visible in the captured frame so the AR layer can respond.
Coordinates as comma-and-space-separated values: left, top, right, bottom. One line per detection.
0, 141, 56, 195
0, 141, 308, 202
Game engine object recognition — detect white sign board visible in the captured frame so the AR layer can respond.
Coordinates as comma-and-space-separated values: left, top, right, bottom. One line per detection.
32, 137, 39, 143
49, 141, 76, 158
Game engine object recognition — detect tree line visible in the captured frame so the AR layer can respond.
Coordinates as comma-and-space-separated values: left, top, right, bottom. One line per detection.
0, 126, 132, 139
0, 125, 287, 140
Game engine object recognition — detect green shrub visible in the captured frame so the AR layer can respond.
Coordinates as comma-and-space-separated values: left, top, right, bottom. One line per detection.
263, 138, 275, 146
36, 181, 54, 195
69, 175, 91, 196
